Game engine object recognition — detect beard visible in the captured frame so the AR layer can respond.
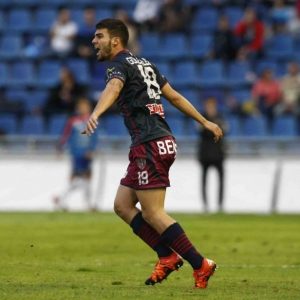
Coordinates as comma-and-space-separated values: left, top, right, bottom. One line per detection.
97, 42, 112, 61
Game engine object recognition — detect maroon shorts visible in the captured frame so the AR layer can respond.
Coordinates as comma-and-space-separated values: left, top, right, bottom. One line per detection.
120, 136, 177, 190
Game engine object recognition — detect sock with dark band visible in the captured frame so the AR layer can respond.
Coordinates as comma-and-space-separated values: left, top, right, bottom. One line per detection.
161, 222, 203, 269
130, 212, 173, 258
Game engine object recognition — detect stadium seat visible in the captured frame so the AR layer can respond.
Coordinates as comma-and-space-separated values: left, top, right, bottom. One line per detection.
96, 9, 114, 20
8, 62, 35, 87
226, 116, 241, 136
0, 63, 8, 87
12, 0, 40, 6
223, 7, 243, 27
20, 116, 45, 135
33, 9, 57, 33
159, 34, 187, 60
7, 9, 33, 32
172, 61, 199, 87
40, 0, 67, 7
0, 114, 18, 134
191, 8, 219, 32
66, 59, 91, 84
5, 89, 29, 105
167, 116, 186, 136
48, 114, 68, 136
140, 34, 161, 59
102, 115, 128, 136
0, 11, 5, 32
255, 60, 280, 77
0, 35, 23, 59
25, 90, 49, 113
231, 89, 252, 105
226, 62, 252, 88
265, 35, 294, 60
154, 62, 172, 80
36, 60, 61, 88
189, 34, 212, 58
198, 61, 225, 88
243, 116, 267, 136
161, 98, 180, 116
272, 116, 297, 137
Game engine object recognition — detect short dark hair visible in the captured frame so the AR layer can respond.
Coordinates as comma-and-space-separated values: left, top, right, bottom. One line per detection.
96, 18, 129, 47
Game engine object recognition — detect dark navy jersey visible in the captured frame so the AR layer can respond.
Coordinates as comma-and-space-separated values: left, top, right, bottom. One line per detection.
104, 50, 173, 146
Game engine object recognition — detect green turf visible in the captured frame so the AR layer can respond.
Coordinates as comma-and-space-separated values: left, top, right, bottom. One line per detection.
0, 213, 299, 300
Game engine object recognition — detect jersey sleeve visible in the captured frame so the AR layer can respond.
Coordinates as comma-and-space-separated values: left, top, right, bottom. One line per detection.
152, 64, 168, 88
105, 61, 127, 84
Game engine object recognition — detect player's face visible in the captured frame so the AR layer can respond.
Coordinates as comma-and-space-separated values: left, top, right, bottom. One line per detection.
92, 29, 113, 61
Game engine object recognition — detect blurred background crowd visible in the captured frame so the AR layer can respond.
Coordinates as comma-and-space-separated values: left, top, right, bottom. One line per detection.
0, 0, 300, 139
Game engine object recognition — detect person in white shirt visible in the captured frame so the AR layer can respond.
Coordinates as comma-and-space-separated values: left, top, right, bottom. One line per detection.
50, 7, 78, 56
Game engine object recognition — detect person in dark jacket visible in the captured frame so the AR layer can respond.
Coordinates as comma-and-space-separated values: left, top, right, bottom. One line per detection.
197, 97, 226, 212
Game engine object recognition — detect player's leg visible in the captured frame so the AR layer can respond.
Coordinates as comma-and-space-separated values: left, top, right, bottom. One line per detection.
215, 161, 224, 212
114, 185, 173, 258
201, 162, 209, 212
137, 188, 216, 288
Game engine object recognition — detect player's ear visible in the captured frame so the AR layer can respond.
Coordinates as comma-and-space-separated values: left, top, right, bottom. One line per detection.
112, 37, 119, 47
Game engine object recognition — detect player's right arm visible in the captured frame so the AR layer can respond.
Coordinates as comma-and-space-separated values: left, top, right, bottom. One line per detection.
83, 78, 124, 136
161, 83, 223, 141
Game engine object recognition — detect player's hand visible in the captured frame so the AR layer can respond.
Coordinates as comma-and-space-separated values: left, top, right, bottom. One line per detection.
82, 114, 98, 136
203, 120, 223, 142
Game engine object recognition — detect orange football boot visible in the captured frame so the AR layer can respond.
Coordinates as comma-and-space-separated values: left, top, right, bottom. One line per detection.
193, 258, 217, 288
145, 252, 183, 285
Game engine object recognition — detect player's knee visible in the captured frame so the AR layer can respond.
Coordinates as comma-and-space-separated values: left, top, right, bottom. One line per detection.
141, 210, 156, 225
113, 202, 124, 217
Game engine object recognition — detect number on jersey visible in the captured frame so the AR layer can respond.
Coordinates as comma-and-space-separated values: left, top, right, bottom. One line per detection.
138, 65, 161, 100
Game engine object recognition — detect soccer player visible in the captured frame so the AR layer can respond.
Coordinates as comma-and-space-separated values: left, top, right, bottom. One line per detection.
54, 97, 97, 211
83, 19, 223, 288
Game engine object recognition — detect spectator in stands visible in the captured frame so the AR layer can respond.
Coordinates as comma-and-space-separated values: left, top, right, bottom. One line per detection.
50, 7, 78, 57
157, 0, 190, 33
133, 0, 162, 31
278, 62, 300, 115
288, 0, 300, 35
197, 97, 226, 213
44, 67, 87, 120
211, 15, 236, 61
234, 7, 265, 60
75, 7, 96, 61
270, 0, 293, 34
115, 10, 140, 55
252, 68, 282, 124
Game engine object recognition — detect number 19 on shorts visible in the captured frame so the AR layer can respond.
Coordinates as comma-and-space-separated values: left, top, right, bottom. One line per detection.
138, 171, 149, 185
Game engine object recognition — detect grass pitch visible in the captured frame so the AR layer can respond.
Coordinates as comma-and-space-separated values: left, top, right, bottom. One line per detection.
0, 213, 299, 300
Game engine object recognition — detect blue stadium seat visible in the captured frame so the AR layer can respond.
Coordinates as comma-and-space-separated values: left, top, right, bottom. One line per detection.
140, 34, 161, 59
12, 0, 40, 5
265, 35, 294, 60
189, 34, 212, 58
0, 63, 8, 87
223, 7, 243, 27
48, 114, 68, 135
5, 89, 29, 105
155, 62, 172, 80
0, 11, 5, 32
167, 116, 186, 136
0, 0, 10, 8
103, 115, 128, 136
96, 9, 114, 20
191, 8, 218, 32
243, 116, 267, 136
41, 0, 67, 7
226, 116, 241, 136
20, 116, 45, 135
34, 9, 57, 33
162, 99, 180, 116
25, 90, 49, 113
0, 114, 18, 134
226, 62, 252, 88
7, 9, 33, 32
159, 34, 187, 60
199, 61, 225, 88
36, 60, 61, 88
255, 60, 280, 77
67, 59, 91, 84
272, 116, 297, 137
8, 62, 35, 87
0, 35, 23, 59
231, 89, 251, 105
172, 62, 199, 87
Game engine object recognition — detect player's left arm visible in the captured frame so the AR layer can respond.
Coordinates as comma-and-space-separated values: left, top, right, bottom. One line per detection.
83, 78, 124, 136
161, 82, 223, 141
